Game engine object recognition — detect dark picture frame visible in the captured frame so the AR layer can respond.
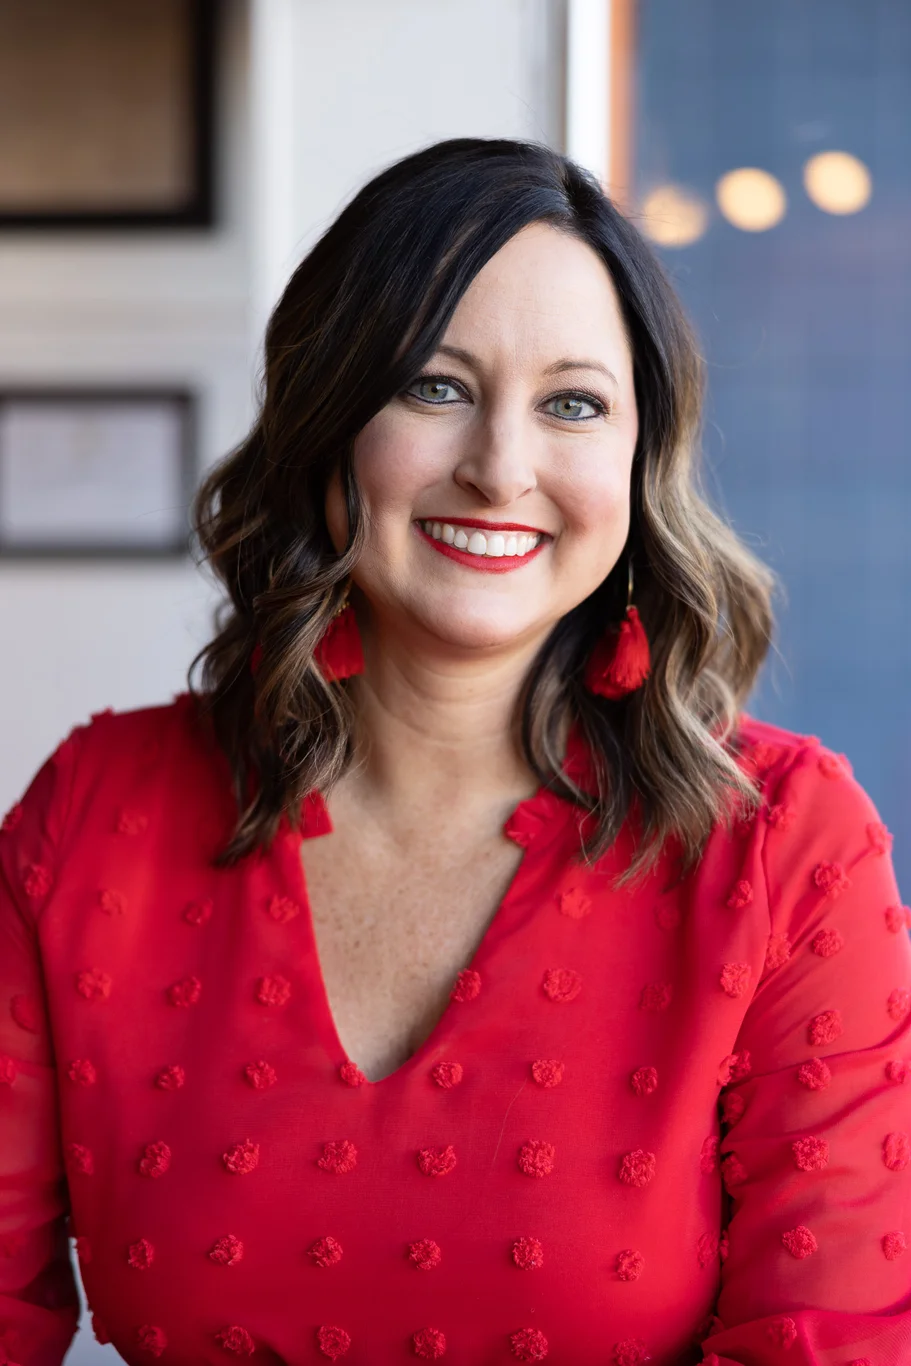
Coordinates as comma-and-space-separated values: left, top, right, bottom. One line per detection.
0, 0, 217, 229
0, 389, 197, 559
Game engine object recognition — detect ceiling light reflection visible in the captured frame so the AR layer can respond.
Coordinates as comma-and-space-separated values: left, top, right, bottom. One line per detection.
803, 150, 872, 214
715, 167, 787, 232
640, 183, 710, 247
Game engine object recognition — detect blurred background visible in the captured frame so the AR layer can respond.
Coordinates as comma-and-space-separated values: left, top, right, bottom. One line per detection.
0, 3, 906, 1354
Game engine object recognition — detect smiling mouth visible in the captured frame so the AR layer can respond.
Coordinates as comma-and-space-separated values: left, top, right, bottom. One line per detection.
417, 519, 545, 560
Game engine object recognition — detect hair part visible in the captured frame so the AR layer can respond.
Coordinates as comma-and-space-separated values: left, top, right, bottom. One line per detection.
188, 136, 779, 890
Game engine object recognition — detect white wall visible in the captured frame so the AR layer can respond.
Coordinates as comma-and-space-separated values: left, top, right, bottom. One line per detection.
0, 0, 254, 794
0, 2, 565, 1362
279, 0, 566, 312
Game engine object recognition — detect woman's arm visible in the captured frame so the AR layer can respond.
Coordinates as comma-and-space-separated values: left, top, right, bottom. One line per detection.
0, 729, 85, 1366
701, 739, 911, 1364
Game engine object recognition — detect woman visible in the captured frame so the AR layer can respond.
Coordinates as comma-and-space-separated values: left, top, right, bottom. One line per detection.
1, 138, 909, 1366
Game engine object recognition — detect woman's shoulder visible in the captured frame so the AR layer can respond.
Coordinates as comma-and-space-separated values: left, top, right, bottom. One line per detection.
79, 689, 198, 749
730, 709, 823, 770
727, 709, 857, 793
2, 693, 204, 860
1, 694, 203, 921
100, 687, 219, 753
55, 691, 200, 799
731, 710, 885, 853
72, 689, 217, 810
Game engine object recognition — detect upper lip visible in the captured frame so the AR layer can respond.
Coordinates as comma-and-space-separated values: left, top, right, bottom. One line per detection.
417, 516, 550, 535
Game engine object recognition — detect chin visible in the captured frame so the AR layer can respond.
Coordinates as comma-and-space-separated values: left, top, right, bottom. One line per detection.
417, 605, 547, 655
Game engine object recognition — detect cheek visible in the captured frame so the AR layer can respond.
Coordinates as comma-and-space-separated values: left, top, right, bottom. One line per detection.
325, 412, 437, 554
352, 415, 447, 530
556, 449, 634, 544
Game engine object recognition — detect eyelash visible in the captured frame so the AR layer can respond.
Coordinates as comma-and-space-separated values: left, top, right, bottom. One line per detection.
402, 372, 612, 421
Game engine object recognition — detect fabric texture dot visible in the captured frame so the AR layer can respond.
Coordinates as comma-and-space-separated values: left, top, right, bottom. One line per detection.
450, 969, 481, 1002
616, 1249, 644, 1281
417, 1145, 457, 1177
222, 1140, 260, 1174
517, 1140, 555, 1178
412, 1326, 446, 1358
509, 1326, 548, 1360
407, 1239, 441, 1271
209, 1234, 244, 1266
183, 898, 213, 925
541, 967, 583, 1002
316, 1325, 351, 1359
135, 1324, 167, 1356
74, 969, 112, 1002
430, 1061, 463, 1088
256, 975, 291, 1006
127, 1238, 155, 1270
318, 1139, 358, 1174
244, 1059, 277, 1089
155, 1064, 185, 1090
618, 1150, 656, 1188
137, 1141, 171, 1178
308, 1235, 343, 1267
781, 1226, 818, 1259
98, 888, 127, 916
215, 1324, 255, 1355
531, 1058, 564, 1087
66, 1058, 97, 1086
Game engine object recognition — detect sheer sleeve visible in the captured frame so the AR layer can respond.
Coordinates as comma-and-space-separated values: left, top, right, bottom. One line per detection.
699, 739, 911, 1365
0, 728, 85, 1366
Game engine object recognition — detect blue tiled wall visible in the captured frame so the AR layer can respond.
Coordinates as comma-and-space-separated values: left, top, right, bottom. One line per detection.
633, 0, 911, 896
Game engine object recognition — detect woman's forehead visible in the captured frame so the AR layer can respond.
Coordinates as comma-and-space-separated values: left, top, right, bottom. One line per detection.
436, 228, 633, 385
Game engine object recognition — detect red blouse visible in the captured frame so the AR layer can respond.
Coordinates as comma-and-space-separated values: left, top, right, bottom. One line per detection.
1, 692, 910, 1366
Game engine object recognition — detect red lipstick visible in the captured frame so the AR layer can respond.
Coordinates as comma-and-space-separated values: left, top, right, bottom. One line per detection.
414, 522, 547, 573
420, 516, 548, 534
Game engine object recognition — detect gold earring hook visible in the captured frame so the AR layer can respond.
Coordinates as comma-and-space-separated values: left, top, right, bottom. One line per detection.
626, 555, 634, 611
333, 578, 352, 618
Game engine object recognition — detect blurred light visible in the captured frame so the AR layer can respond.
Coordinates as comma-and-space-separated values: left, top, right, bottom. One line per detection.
715, 167, 787, 232
803, 150, 872, 214
640, 183, 710, 247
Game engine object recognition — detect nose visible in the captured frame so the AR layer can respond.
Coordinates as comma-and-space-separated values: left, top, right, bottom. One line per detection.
451, 415, 538, 507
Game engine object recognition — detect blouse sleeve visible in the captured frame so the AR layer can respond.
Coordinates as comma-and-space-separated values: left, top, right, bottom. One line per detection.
699, 739, 911, 1365
0, 727, 86, 1366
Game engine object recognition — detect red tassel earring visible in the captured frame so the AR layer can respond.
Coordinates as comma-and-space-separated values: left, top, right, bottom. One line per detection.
249, 581, 364, 683
584, 556, 650, 699
313, 582, 364, 682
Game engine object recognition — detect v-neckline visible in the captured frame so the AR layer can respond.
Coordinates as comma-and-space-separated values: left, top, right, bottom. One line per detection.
274, 739, 591, 1090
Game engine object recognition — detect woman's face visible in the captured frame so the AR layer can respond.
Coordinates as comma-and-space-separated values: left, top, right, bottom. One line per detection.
326, 221, 639, 657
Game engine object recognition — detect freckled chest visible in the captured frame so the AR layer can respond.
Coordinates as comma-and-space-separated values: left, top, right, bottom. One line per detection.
299, 821, 526, 1083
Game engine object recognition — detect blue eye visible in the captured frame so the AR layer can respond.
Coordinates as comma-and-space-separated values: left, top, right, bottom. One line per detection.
411, 377, 460, 404
402, 373, 609, 421
548, 394, 605, 420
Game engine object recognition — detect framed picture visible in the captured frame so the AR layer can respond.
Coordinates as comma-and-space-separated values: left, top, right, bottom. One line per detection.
0, 389, 197, 559
0, 0, 217, 229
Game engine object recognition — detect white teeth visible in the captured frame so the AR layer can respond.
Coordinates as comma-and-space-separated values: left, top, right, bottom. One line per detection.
420, 521, 542, 558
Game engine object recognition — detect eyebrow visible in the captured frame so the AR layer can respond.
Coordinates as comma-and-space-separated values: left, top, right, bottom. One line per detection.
433, 343, 619, 387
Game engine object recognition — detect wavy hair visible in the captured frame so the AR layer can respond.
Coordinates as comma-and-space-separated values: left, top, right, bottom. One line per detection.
187, 136, 780, 889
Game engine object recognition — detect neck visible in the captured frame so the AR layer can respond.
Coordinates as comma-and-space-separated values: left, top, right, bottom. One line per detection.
342, 616, 552, 822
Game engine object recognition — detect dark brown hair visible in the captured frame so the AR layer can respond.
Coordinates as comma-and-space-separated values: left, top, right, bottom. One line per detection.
187, 136, 779, 889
